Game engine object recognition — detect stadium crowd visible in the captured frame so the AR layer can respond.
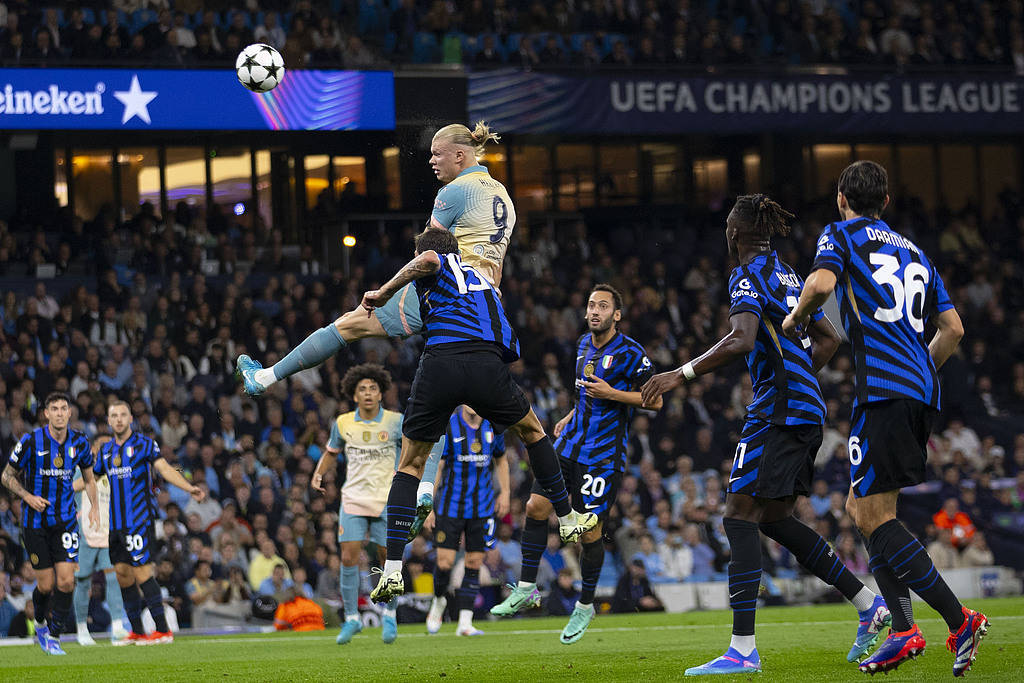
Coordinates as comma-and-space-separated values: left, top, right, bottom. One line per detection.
0, 180, 1023, 634
1, 0, 1024, 70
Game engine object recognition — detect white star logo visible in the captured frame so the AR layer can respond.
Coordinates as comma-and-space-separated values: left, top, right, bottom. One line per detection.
113, 75, 157, 125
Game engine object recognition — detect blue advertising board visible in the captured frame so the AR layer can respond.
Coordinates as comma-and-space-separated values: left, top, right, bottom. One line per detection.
469, 69, 1024, 135
0, 68, 395, 130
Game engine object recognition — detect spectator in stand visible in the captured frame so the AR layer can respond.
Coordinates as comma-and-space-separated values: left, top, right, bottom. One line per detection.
254, 12, 286, 52
546, 568, 581, 616
612, 560, 664, 613
933, 498, 976, 549
249, 539, 291, 591
960, 532, 994, 568
682, 523, 715, 579
926, 528, 960, 569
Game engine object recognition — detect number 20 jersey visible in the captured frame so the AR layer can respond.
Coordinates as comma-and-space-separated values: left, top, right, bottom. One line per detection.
430, 164, 515, 286
812, 217, 953, 409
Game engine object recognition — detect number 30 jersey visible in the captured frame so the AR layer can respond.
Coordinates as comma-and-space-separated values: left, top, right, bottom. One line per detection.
812, 217, 953, 409
430, 164, 516, 287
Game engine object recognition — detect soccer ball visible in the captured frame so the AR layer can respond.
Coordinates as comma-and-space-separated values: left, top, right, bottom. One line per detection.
236, 43, 285, 93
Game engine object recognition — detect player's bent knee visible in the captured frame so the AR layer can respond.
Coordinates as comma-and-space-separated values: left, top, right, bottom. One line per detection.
463, 552, 484, 570
525, 494, 553, 520
580, 526, 603, 545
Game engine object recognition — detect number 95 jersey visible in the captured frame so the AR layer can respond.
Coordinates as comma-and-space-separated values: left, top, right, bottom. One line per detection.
813, 217, 953, 410
430, 164, 515, 286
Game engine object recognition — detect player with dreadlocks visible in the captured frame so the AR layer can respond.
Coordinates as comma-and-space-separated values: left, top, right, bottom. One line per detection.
642, 195, 891, 675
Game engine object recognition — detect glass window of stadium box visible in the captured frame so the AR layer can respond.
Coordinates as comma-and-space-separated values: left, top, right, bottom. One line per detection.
641, 143, 683, 203
896, 146, 937, 211
54, 149, 68, 209
118, 147, 161, 218
383, 147, 402, 210
479, 149, 507, 185
555, 144, 596, 211
980, 145, 1019, 218
510, 144, 552, 214
939, 145, 976, 212
743, 151, 761, 194
598, 144, 640, 205
163, 147, 209, 210
211, 147, 254, 210
305, 155, 331, 209
853, 144, 894, 173
333, 156, 367, 200
693, 157, 727, 208
811, 144, 852, 197
71, 150, 114, 222
255, 150, 273, 227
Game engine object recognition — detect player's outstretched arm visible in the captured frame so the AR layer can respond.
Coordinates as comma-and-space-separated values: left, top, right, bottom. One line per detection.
154, 458, 204, 501
929, 308, 965, 369
641, 312, 758, 405
807, 315, 842, 373
580, 376, 663, 410
361, 251, 442, 313
783, 269, 836, 338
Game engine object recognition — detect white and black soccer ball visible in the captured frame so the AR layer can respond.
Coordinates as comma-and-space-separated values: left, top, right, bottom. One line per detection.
236, 43, 285, 93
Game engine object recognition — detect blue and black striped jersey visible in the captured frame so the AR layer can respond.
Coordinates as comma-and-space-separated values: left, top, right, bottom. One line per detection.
436, 411, 505, 519
94, 431, 160, 531
813, 217, 953, 409
555, 332, 654, 473
6, 427, 93, 528
729, 252, 827, 426
415, 252, 520, 362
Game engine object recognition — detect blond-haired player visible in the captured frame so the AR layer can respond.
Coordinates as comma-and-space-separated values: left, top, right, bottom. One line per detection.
239, 121, 511, 530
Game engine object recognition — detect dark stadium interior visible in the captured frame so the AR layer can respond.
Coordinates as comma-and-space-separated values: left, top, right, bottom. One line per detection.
0, 0, 1022, 637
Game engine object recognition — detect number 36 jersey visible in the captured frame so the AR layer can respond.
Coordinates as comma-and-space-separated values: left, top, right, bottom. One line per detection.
812, 217, 953, 409
430, 164, 515, 287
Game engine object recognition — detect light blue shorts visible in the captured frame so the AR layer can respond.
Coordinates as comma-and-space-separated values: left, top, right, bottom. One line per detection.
76, 540, 112, 577
339, 509, 387, 546
374, 283, 422, 338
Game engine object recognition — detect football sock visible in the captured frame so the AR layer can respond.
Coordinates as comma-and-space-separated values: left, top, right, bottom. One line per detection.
458, 609, 474, 629
858, 529, 913, 630
851, 587, 877, 613
525, 437, 572, 517
73, 575, 91, 627
140, 577, 169, 633
457, 568, 480, 614
579, 539, 604, 605
32, 587, 50, 628
385, 472, 419, 561
723, 517, 761, 637
760, 516, 864, 602
519, 516, 548, 584
268, 324, 346, 383
104, 571, 124, 627
434, 567, 452, 597
382, 598, 397, 619
50, 589, 73, 637
730, 634, 757, 657
869, 519, 964, 631
121, 583, 146, 634
341, 565, 360, 619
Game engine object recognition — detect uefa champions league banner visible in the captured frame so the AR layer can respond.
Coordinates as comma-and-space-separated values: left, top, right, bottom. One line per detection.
0, 68, 395, 130
469, 69, 1024, 134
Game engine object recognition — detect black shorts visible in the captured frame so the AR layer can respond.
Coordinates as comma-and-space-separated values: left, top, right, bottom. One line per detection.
23, 519, 80, 569
108, 523, 156, 567
403, 346, 531, 443
727, 421, 822, 499
850, 399, 937, 498
530, 456, 622, 521
434, 515, 491, 553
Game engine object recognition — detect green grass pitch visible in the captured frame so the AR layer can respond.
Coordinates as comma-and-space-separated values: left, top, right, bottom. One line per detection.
3, 597, 1021, 681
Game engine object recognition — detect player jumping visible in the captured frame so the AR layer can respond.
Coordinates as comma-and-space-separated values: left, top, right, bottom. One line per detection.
362, 229, 597, 604
238, 121, 512, 536
310, 363, 440, 645
644, 195, 891, 675
425, 405, 509, 637
491, 284, 662, 645
2, 392, 100, 655
95, 400, 205, 645
783, 162, 986, 677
